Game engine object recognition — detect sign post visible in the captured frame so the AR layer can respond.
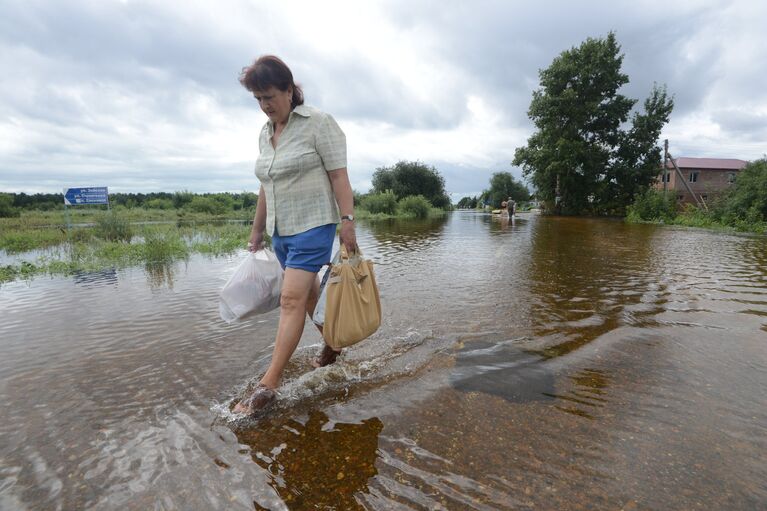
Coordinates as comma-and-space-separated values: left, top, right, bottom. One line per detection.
63, 187, 110, 242
64, 187, 110, 207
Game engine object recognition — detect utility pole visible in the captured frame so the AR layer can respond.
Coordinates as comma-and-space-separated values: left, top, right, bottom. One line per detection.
663, 139, 668, 192
665, 144, 707, 211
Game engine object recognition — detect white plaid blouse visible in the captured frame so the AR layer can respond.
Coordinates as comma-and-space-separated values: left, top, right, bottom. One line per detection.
255, 105, 347, 236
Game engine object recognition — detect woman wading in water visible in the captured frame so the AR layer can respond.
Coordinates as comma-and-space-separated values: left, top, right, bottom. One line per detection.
233, 55, 357, 414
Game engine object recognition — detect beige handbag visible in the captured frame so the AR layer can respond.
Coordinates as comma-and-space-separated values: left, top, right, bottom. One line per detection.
321, 246, 381, 349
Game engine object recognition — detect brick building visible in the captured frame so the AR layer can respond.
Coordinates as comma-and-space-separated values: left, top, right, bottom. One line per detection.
656, 157, 748, 204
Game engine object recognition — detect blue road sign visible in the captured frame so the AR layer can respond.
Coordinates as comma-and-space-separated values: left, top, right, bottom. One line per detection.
64, 187, 109, 206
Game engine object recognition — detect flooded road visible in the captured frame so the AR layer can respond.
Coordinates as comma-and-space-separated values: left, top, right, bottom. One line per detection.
1, 212, 765, 510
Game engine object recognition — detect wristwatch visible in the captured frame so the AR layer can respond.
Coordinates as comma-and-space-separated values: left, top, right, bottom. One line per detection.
341, 214, 354, 222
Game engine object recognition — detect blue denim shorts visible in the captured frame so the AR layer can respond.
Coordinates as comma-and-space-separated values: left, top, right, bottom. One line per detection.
271, 223, 336, 273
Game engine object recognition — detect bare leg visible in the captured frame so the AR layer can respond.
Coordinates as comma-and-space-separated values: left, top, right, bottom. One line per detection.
233, 268, 318, 413
306, 274, 323, 335
306, 270, 341, 368
259, 268, 318, 389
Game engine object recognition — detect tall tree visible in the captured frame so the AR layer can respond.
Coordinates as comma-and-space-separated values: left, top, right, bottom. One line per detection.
482, 172, 530, 208
371, 160, 451, 208
513, 32, 673, 215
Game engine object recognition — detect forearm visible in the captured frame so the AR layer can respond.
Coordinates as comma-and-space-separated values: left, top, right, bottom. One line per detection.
328, 168, 354, 216
328, 168, 357, 251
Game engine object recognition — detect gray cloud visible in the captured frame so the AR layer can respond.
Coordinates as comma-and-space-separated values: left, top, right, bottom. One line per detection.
1, 0, 765, 198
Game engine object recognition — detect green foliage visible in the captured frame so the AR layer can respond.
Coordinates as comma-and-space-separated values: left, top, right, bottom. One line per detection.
717, 158, 767, 225
144, 198, 174, 210
95, 211, 133, 242
0, 229, 65, 253
172, 190, 195, 209
239, 192, 258, 210
140, 229, 189, 264
625, 189, 677, 222
481, 172, 530, 208
360, 191, 398, 215
397, 195, 431, 218
371, 160, 451, 208
187, 196, 226, 215
513, 32, 674, 215
0, 193, 20, 218
456, 196, 480, 209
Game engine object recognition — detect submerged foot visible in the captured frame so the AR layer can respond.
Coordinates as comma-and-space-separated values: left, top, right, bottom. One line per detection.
311, 344, 342, 368
233, 384, 276, 415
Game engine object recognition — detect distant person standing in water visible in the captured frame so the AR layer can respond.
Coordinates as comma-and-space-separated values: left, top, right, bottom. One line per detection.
233, 55, 357, 414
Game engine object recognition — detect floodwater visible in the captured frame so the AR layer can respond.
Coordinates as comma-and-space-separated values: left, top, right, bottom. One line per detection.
1, 212, 765, 510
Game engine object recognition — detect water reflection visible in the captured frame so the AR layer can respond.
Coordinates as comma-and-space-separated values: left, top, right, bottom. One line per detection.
365, 216, 448, 249
525, 217, 663, 357
144, 261, 178, 289
236, 411, 383, 510
488, 212, 516, 233
72, 267, 118, 287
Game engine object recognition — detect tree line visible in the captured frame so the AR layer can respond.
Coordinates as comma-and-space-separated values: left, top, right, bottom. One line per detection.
0, 161, 455, 219
0, 191, 259, 217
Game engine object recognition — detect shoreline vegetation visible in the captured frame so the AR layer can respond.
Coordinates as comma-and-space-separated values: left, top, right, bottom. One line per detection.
0, 160, 455, 284
0, 194, 447, 284
624, 159, 767, 235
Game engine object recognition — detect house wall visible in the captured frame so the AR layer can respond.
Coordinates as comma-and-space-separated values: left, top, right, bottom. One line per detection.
655, 167, 738, 204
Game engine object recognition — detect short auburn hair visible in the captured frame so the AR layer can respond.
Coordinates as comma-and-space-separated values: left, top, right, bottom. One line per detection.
239, 55, 304, 108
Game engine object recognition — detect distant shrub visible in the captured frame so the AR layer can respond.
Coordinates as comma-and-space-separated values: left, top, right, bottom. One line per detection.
144, 198, 174, 210
187, 196, 226, 215
0, 194, 20, 218
172, 191, 195, 209
397, 195, 431, 218
95, 211, 133, 242
626, 189, 677, 222
360, 191, 398, 215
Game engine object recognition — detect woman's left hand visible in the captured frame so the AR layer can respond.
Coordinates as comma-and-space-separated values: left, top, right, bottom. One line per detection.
339, 221, 357, 253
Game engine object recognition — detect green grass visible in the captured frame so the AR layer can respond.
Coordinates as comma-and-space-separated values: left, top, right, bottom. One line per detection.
0, 217, 257, 284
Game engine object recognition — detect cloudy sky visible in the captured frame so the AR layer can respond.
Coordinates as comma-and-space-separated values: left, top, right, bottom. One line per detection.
1, 0, 765, 201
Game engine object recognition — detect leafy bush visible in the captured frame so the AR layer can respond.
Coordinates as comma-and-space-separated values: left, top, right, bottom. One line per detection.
371, 161, 450, 208
718, 158, 767, 224
626, 189, 677, 222
95, 211, 133, 242
0, 193, 20, 218
187, 196, 226, 215
360, 191, 398, 215
141, 229, 188, 264
674, 204, 718, 228
144, 198, 174, 210
397, 195, 431, 218
172, 190, 195, 209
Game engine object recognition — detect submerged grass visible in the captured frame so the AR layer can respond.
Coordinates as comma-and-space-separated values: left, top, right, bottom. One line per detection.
0, 218, 254, 284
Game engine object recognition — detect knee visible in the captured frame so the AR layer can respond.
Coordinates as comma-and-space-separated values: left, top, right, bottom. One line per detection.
280, 289, 307, 313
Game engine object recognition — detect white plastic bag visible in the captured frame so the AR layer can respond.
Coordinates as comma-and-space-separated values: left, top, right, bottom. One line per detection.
219, 249, 283, 323
312, 264, 332, 327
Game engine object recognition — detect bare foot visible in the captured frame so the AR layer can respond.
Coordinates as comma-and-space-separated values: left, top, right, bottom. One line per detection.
311, 344, 342, 368
233, 384, 276, 414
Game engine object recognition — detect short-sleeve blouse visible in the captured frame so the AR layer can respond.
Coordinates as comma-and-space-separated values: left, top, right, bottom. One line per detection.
255, 105, 347, 236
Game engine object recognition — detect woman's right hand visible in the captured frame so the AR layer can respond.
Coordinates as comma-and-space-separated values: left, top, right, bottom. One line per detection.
248, 231, 265, 252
